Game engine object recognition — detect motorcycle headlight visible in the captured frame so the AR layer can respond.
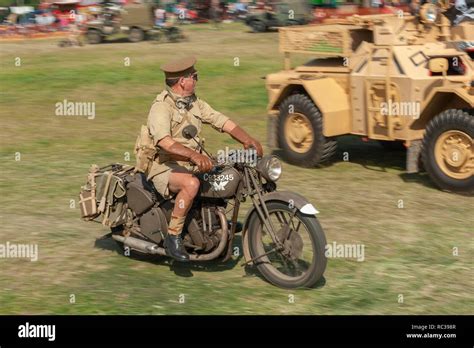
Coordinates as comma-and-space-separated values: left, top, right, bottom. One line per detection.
257, 155, 282, 182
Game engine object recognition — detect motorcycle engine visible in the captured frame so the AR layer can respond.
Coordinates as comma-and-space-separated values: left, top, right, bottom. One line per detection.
184, 206, 223, 252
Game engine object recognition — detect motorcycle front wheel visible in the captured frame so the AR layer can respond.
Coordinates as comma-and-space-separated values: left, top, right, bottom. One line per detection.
248, 201, 327, 289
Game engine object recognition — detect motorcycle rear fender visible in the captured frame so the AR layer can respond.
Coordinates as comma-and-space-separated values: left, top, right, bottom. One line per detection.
241, 191, 319, 265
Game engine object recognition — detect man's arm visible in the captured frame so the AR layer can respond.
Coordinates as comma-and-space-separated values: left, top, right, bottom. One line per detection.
148, 101, 213, 172
222, 119, 237, 134
196, 99, 263, 156
158, 136, 214, 172
222, 120, 263, 157
148, 102, 172, 145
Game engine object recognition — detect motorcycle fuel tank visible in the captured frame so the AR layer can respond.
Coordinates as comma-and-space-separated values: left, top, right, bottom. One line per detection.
198, 166, 241, 199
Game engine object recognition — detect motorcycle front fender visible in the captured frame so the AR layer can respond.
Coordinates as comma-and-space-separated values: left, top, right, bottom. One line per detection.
241, 191, 319, 265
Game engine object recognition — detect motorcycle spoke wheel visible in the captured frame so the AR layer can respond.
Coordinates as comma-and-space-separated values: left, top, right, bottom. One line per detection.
248, 201, 327, 288
258, 209, 313, 278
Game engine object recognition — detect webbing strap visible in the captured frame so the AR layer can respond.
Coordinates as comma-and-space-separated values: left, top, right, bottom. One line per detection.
98, 171, 113, 213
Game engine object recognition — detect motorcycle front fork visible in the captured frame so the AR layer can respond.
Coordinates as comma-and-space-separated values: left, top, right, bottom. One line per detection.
243, 167, 297, 250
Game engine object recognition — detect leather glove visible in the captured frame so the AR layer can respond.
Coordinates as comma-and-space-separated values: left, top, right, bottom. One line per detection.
189, 152, 214, 173
229, 125, 263, 157
167, 141, 214, 173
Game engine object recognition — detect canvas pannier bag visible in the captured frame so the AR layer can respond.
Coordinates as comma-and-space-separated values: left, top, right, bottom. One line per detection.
79, 164, 100, 220
134, 125, 157, 174
79, 183, 97, 219
79, 163, 133, 227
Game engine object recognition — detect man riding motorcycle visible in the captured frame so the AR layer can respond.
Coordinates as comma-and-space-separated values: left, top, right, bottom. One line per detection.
146, 56, 263, 262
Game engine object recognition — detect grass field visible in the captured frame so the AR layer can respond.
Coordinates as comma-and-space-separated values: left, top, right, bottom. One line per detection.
0, 22, 472, 315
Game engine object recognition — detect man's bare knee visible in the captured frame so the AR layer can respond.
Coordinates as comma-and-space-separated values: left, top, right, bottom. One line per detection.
168, 171, 200, 198
183, 176, 200, 198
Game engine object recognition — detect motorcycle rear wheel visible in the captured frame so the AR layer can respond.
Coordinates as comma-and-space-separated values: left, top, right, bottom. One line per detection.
248, 201, 327, 289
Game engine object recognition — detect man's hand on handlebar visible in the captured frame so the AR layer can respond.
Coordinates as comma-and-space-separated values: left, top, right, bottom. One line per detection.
243, 139, 263, 158
225, 122, 264, 157
190, 152, 214, 173
157, 136, 215, 173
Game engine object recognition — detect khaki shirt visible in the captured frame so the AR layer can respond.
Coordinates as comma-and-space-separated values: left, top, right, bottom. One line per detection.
146, 88, 229, 180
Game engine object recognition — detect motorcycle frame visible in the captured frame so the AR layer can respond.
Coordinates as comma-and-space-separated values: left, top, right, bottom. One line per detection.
199, 161, 284, 262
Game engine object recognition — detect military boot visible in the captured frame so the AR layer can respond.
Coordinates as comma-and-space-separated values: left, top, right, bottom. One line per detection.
164, 234, 190, 262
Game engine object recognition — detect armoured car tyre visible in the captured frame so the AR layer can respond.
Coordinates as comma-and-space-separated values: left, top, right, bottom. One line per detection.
250, 20, 266, 32
422, 109, 474, 194
129, 28, 145, 42
248, 201, 327, 289
278, 94, 337, 166
87, 30, 102, 44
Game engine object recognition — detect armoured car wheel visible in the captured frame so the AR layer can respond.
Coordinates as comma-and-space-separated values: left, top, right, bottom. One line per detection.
422, 109, 474, 194
87, 30, 102, 44
278, 94, 337, 166
248, 201, 327, 289
250, 20, 266, 32
129, 28, 145, 42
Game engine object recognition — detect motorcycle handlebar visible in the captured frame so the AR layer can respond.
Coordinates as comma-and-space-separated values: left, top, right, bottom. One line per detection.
204, 147, 262, 173
209, 163, 225, 174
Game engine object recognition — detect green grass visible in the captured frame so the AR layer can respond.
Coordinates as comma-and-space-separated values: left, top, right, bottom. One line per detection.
0, 22, 473, 314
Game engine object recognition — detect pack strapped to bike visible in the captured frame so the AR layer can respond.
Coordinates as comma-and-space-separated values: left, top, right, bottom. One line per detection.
79, 163, 134, 227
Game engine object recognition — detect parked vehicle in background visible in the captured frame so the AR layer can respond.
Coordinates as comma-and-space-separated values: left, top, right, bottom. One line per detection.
245, 0, 313, 32
86, 2, 153, 43
265, 2, 474, 194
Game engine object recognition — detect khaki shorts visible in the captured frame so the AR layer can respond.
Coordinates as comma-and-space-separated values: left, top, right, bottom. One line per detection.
148, 160, 197, 199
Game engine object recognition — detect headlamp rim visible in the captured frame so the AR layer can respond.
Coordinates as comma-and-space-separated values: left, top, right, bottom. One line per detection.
256, 155, 282, 182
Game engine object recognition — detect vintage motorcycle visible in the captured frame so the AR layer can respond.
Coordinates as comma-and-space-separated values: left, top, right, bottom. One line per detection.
83, 125, 327, 288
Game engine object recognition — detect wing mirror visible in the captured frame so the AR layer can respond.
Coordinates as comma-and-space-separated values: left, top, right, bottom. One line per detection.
182, 125, 198, 140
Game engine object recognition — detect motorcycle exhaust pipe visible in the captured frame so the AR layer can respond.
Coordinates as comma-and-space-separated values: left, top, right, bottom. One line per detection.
112, 234, 167, 256
111, 208, 229, 261
189, 207, 228, 261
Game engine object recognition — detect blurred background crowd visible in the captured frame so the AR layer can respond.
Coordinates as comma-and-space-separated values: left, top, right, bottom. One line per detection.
0, 0, 413, 39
